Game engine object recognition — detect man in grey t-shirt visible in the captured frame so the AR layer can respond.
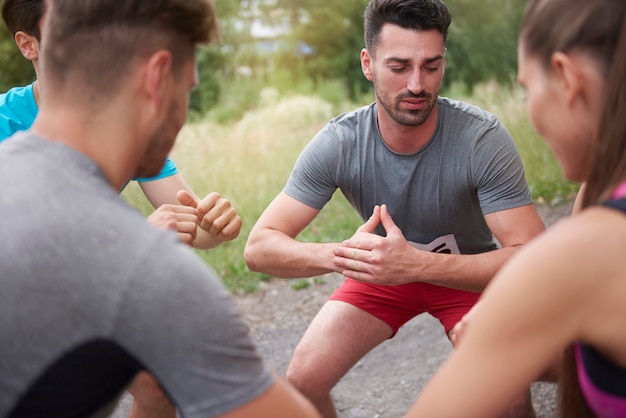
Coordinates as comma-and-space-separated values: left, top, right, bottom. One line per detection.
0, 1, 319, 417
244, 1, 545, 417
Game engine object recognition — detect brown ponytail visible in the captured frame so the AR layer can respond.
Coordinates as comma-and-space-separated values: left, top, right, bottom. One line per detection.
582, 10, 626, 207
558, 346, 594, 417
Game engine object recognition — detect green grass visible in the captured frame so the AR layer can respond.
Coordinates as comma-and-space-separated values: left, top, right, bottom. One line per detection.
121, 84, 578, 294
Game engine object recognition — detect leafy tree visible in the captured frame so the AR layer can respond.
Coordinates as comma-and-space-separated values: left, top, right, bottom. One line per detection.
298, 0, 370, 99
252, 0, 524, 99
444, 0, 526, 90
188, 0, 246, 115
190, 0, 526, 117
189, 45, 226, 117
262, 0, 370, 100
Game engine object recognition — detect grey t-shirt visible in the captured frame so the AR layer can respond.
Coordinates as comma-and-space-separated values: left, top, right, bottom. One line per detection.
284, 98, 532, 255
0, 133, 273, 417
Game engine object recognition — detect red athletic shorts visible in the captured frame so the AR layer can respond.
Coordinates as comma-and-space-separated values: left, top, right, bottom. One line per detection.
328, 278, 481, 337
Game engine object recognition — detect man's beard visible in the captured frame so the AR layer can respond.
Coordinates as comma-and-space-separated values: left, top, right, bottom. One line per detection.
134, 100, 181, 178
374, 84, 437, 127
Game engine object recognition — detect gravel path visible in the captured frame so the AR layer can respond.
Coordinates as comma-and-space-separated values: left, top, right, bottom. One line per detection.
110, 199, 575, 418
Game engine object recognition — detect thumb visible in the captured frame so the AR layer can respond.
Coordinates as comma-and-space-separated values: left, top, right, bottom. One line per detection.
356, 205, 381, 233
176, 190, 198, 209
379, 204, 401, 235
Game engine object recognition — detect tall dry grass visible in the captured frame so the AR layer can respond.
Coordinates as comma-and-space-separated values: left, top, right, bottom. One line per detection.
122, 92, 362, 292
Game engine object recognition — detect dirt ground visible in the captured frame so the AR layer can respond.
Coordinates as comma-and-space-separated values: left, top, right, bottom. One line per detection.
110, 199, 574, 418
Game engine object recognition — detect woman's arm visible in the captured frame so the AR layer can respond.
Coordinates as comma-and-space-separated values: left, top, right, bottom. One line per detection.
405, 210, 617, 418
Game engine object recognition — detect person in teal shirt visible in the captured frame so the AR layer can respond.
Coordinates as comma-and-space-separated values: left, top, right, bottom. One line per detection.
0, 82, 38, 139
0, 81, 179, 181
1, 0, 241, 251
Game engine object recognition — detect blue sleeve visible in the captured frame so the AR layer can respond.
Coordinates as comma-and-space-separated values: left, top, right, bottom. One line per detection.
0, 83, 39, 142
133, 156, 178, 182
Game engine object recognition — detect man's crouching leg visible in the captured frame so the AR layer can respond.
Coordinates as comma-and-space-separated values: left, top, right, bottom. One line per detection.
287, 300, 393, 418
128, 371, 176, 418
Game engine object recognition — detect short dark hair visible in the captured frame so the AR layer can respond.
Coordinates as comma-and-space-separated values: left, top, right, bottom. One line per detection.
364, 0, 451, 55
1, 0, 46, 41
43, 0, 219, 103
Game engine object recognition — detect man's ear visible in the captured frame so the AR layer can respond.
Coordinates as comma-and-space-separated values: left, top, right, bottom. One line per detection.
14, 31, 40, 61
143, 50, 174, 115
551, 51, 586, 107
361, 48, 374, 81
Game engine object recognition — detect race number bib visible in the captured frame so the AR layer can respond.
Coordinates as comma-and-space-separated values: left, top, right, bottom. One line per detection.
409, 234, 460, 255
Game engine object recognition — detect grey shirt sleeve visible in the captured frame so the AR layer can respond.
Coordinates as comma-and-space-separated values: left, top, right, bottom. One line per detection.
283, 122, 342, 210
114, 238, 274, 418
469, 117, 532, 214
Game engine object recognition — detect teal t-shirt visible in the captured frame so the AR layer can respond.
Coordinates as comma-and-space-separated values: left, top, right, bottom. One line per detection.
0, 82, 178, 182
0, 82, 38, 139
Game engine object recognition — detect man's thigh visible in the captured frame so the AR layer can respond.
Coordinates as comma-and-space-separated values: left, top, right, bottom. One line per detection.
329, 278, 480, 336
423, 284, 481, 335
287, 300, 393, 391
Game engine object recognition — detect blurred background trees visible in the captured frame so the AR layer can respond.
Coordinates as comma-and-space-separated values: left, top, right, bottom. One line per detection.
1, 0, 527, 115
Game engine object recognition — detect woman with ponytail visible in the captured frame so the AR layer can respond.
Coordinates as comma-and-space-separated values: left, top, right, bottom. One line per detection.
405, 0, 626, 416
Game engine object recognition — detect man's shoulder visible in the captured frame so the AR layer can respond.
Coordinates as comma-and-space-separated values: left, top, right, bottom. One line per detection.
438, 96, 499, 125
321, 103, 376, 143
0, 82, 36, 108
329, 102, 376, 126
0, 82, 38, 141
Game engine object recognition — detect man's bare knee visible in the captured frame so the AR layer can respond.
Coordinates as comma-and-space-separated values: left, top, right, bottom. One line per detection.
286, 352, 331, 402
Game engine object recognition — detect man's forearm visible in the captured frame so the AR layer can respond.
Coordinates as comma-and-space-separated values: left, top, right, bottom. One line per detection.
245, 237, 339, 279
419, 246, 521, 292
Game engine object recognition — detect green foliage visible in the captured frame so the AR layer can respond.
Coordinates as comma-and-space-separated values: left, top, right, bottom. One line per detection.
291, 0, 371, 100
291, 280, 311, 291
213, 0, 244, 18
444, 0, 526, 90
203, 0, 526, 111
188, 46, 225, 118
204, 75, 264, 124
